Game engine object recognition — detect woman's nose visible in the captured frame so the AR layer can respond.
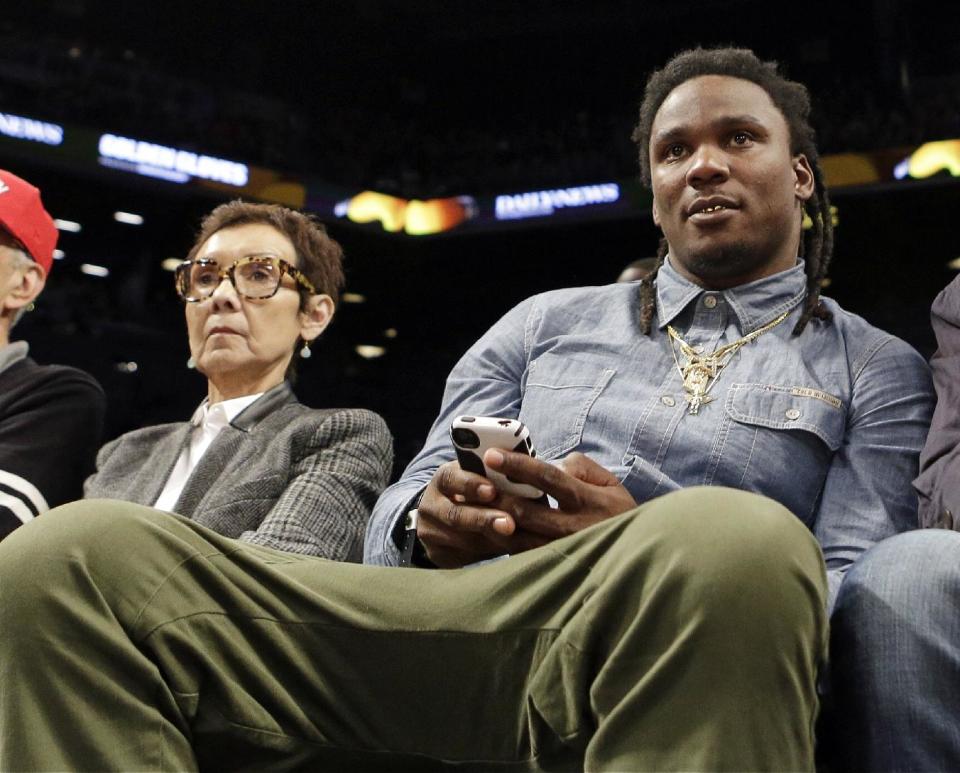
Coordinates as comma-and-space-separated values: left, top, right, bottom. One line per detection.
209, 276, 241, 309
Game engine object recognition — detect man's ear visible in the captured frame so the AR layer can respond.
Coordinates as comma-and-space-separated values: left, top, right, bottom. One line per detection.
299, 294, 335, 343
651, 197, 661, 227
793, 154, 815, 202
2, 262, 46, 313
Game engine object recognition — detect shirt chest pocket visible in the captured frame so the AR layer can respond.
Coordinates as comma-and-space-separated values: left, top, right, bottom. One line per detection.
519, 353, 615, 460
717, 383, 846, 519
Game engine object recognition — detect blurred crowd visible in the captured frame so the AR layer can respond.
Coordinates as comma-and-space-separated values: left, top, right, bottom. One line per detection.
2, 31, 960, 199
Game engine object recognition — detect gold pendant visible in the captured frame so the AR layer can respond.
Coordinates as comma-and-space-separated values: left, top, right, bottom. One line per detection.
668, 310, 791, 418
681, 363, 714, 415
685, 392, 713, 415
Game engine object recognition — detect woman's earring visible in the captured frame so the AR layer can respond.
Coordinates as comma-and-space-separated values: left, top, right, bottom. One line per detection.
186, 356, 196, 369
300, 342, 312, 359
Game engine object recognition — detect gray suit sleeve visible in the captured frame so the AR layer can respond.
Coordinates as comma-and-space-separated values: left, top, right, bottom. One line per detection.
238, 408, 393, 561
83, 436, 123, 498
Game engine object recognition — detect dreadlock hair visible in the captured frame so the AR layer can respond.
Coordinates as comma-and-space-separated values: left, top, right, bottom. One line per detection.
630, 47, 834, 336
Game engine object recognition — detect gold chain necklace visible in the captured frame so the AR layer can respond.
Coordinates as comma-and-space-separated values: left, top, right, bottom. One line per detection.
667, 310, 790, 415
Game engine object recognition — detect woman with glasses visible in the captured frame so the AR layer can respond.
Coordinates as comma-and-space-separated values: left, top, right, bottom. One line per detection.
84, 200, 393, 560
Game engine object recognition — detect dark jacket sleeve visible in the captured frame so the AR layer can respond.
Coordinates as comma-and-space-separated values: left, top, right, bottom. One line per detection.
915, 275, 960, 528
0, 364, 105, 540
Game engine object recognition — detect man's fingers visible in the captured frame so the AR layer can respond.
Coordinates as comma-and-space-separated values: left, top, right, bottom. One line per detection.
416, 510, 537, 567
433, 461, 496, 502
420, 482, 515, 536
416, 513, 494, 567
444, 500, 515, 534
485, 449, 583, 510
504, 494, 583, 538
557, 452, 622, 487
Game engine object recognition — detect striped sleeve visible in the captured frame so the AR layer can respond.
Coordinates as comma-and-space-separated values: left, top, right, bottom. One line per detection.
0, 468, 50, 538
0, 361, 104, 542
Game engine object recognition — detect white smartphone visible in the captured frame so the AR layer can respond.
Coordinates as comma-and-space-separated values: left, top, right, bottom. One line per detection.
450, 415, 543, 499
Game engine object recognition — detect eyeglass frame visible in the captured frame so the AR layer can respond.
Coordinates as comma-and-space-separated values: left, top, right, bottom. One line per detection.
174, 253, 317, 303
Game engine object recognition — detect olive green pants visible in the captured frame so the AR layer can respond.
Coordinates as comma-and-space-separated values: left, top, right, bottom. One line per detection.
0, 487, 826, 772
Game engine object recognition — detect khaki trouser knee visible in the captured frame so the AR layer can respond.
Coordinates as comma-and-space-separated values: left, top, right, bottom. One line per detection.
0, 490, 826, 772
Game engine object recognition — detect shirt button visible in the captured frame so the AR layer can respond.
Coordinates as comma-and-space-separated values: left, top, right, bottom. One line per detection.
785, 408, 801, 420
703, 295, 718, 309
661, 395, 676, 407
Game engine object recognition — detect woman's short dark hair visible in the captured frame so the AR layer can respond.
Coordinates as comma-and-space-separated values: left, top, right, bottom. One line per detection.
188, 200, 345, 307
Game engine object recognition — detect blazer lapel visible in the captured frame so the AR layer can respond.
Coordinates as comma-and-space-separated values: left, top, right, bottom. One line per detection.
173, 428, 245, 517
172, 382, 297, 517
138, 424, 193, 507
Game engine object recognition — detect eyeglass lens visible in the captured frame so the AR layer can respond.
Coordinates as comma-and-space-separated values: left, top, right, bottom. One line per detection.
186, 258, 282, 299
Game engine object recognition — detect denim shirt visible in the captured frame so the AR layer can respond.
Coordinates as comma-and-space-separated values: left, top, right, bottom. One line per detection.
366, 258, 933, 610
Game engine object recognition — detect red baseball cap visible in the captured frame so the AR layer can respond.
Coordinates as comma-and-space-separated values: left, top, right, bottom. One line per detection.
0, 169, 58, 273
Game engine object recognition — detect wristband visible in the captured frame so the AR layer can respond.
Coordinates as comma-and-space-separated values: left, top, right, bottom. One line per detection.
399, 509, 437, 568
396, 487, 434, 568
399, 508, 419, 566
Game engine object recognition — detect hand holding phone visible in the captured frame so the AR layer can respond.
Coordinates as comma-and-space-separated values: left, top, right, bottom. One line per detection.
450, 415, 543, 499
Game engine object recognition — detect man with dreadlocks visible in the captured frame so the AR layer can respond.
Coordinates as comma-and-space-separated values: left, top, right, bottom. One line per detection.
370, 47, 930, 624
0, 48, 932, 772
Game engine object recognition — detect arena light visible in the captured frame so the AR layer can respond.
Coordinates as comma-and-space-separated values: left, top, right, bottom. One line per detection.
80, 264, 109, 278
52, 249, 65, 260
335, 191, 477, 235
0, 112, 64, 146
494, 183, 620, 221
342, 292, 366, 304
97, 133, 249, 187
384, 328, 398, 339
895, 140, 960, 180
114, 211, 144, 225
54, 219, 82, 233
355, 345, 386, 359
947, 257, 960, 271
161, 258, 183, 272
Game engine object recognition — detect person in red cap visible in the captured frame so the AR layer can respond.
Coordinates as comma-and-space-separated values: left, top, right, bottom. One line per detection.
0, 168, 104, 540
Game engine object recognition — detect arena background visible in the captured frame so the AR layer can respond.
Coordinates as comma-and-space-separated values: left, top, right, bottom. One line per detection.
2, 0, 958, 473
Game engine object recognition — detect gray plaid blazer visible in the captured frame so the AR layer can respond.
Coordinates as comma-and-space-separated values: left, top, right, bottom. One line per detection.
84, 383, 393, 561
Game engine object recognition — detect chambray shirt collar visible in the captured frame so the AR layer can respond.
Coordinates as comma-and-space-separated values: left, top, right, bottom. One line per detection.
655, 256, 808, 334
